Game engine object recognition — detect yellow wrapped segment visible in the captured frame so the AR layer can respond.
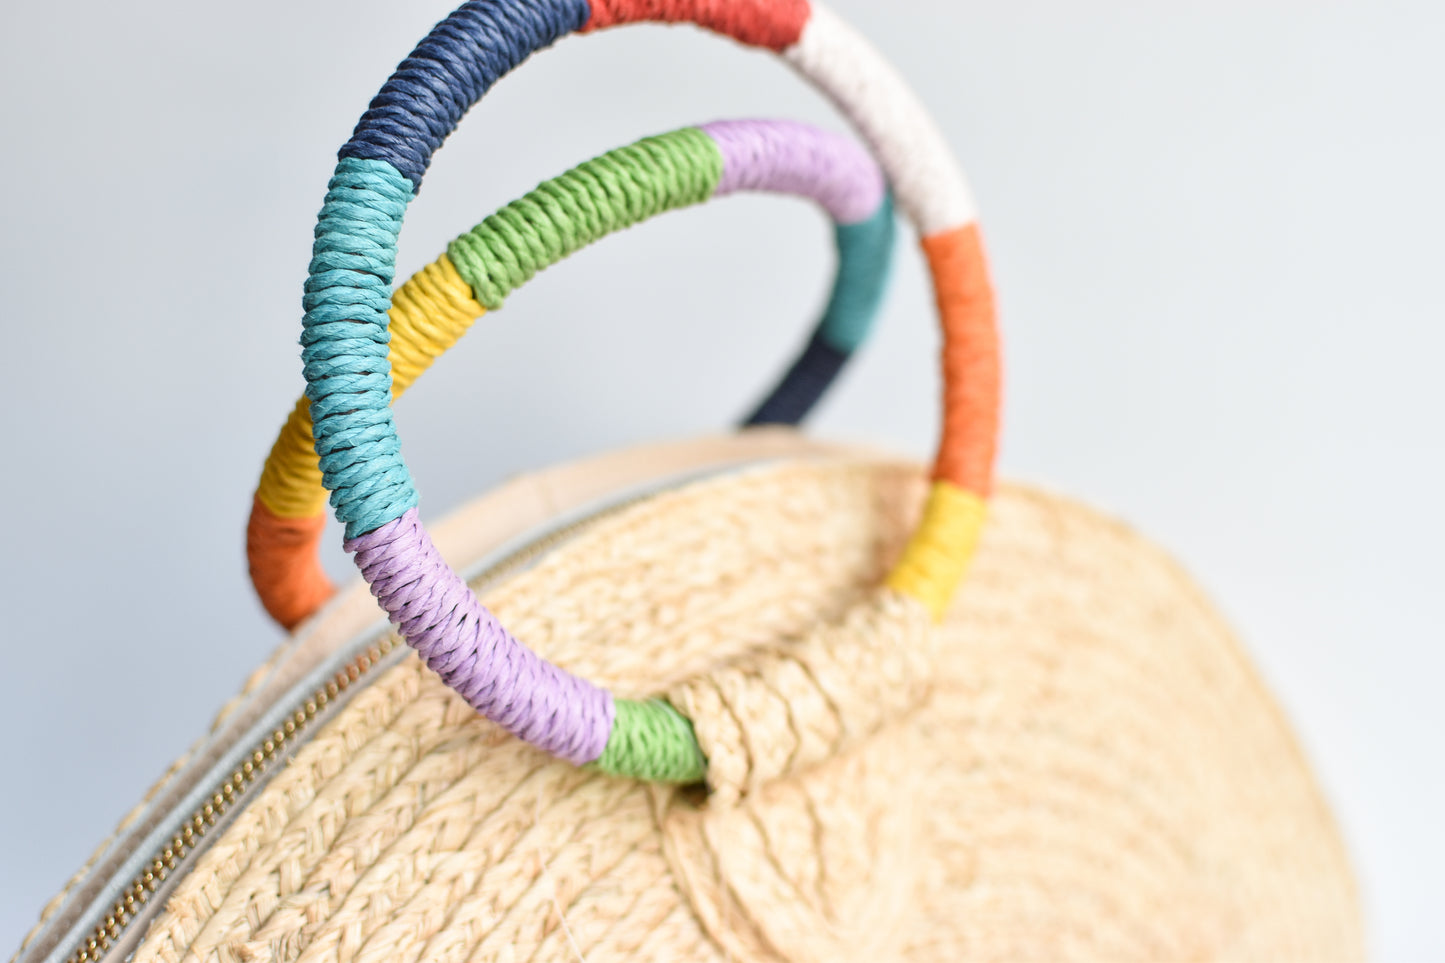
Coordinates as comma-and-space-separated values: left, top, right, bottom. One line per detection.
886, 481, 986, 620
255, 254, 485, 519
386, 253, 486, 391
256, 397, 329, 519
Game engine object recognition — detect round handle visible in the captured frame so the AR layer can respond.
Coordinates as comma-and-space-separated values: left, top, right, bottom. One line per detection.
298, 0, 999, 783
250, 118, 895, 631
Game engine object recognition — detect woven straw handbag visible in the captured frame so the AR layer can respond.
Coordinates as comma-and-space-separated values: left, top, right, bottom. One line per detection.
14, 2, 1363, 962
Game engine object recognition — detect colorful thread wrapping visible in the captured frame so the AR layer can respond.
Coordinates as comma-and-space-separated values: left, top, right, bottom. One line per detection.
291, 0, 999, 783
346, 508, 614, 764
341, 0, 592, 189
302, 157, 416, 539
707, 119, 896, 426
252, 118, 894, 633
447, 127, 722, 310
584, 0, 811, 51
884, 482, 987, 620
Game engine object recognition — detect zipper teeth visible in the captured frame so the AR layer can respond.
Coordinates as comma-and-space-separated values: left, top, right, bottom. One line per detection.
66, 637, 398, 963
62, 487, 654, 963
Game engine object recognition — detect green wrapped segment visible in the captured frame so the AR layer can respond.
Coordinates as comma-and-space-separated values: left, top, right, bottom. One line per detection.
448, 127, 724, 310
593, 698, 709, 784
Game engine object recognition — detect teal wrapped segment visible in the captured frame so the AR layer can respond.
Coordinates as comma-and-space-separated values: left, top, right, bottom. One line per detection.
820, 193, 895, 353
301, 157, 419, 539
743, 194, 896, 426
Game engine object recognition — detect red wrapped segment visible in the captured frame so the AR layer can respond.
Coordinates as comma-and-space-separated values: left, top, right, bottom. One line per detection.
584, 0, 810, 51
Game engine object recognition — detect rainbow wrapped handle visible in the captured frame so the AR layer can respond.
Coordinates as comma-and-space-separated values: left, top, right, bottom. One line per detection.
249, 119, 896, 632
286, 0, 999, 784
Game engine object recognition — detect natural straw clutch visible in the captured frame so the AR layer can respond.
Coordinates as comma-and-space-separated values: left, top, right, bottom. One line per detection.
12, 2, 1362, 962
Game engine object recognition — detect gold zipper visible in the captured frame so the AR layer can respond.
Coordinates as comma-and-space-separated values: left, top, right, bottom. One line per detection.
57, 480, 672, 963
68, 637, 397, 963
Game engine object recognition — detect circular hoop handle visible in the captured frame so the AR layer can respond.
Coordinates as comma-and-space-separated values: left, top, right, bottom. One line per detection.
300, 0, 999, 782
251, 118, 895, 631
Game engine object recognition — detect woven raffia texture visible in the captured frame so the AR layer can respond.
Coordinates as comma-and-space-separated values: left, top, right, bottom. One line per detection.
111, 460, 1357, 962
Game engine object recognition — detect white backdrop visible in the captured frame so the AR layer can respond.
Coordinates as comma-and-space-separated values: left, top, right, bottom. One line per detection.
1, 1, 1440, 958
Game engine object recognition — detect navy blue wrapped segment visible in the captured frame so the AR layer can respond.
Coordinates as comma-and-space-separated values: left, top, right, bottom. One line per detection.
744, 333, 850, 427
340, 0, 591, 189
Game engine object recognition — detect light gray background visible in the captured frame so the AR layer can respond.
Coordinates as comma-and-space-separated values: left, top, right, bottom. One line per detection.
2, 1, 1441, 958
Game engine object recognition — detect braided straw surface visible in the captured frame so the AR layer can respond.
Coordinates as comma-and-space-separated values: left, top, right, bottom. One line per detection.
72, 448, 1361, 962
